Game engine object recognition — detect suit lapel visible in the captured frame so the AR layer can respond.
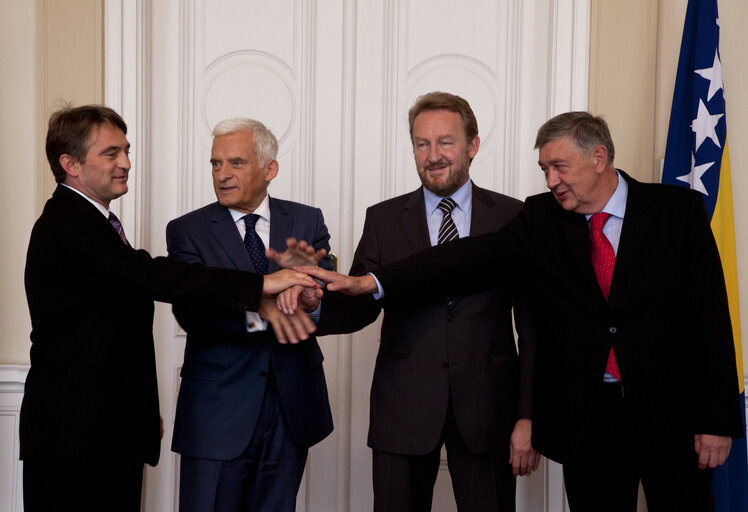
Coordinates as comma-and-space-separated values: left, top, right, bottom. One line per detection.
611, 173, 652, 295
267, 197, 292, 273
470, 184, 500, 234
399, 189, 432, 253
209, 203, 254, 271
559, 207, 601, 297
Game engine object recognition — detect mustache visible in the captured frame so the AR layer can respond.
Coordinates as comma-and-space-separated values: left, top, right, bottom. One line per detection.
425, 160, 450, 170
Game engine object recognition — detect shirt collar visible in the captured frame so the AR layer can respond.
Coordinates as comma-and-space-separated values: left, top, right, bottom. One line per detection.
423, 179, 473, 216
61, 183, 110, 218
586, 170, 627, 220
228, 194, 271, 224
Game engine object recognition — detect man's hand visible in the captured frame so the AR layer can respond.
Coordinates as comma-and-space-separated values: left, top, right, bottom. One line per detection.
509, 418, 540, 476
694, 434, 731, 469
262, 269, 319, 296
266, 237, 327, 269
258, 296, 316, 344
295, 266, 378, 296
277, 285, 323, 315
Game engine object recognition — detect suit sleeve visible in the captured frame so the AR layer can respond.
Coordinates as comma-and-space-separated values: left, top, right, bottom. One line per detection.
513, 283, 537, 420
685, 193, 743, 437
60, 209, 263, 312
317, 206, 385, 335
166, 219, 251, 337
373, 205, 528, 303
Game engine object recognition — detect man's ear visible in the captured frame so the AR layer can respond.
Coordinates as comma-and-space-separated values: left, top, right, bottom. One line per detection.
467, 135, 480, 160
59, 154, 80, 178
591, 145, 608, 172
264, 159, 279, 183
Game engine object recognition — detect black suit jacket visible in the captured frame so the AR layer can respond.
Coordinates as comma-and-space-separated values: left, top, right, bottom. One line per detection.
167, 199, 333, 459
318, 183, 535, 455
375, 172, 743, 464
22, 185, 264, 466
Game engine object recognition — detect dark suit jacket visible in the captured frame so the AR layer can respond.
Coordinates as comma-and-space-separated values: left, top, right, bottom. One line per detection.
167, 198, 333, 460
375, 172, 744, 464
22, 185, 264, 466
318, 183, 535, 455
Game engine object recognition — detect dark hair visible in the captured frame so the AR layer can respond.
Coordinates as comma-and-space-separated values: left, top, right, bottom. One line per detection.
534, 111, 615, 164
408, 91, 478, 143
46, 104, 128, 183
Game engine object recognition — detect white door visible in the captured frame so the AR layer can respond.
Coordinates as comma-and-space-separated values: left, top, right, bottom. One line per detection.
105, 1, 589, 510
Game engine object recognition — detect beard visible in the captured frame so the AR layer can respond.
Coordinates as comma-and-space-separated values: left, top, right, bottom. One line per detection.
419, 159, 470, 197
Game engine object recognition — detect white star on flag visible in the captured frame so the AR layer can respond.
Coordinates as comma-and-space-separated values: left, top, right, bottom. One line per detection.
677, 152, 712, 196
695, 50, 723, 101
691, 99, 723, 151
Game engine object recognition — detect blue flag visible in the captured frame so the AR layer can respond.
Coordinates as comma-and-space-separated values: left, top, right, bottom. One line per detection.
662, 1, 748, 510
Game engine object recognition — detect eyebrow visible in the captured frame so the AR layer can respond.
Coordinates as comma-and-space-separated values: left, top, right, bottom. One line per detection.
539, 158, 568, 166
98, 144, 130, 155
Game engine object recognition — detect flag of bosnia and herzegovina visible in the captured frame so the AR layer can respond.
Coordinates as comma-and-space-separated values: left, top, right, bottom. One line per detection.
662, 1, 748, 510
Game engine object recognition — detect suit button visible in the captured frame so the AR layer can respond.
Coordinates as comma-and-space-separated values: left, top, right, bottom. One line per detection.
442, 363, 449, 369
259, 371, 268, 378
609, 326, 618, 334
447, 314, 454, 321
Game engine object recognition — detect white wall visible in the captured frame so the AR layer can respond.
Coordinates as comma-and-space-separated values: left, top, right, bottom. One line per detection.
107, 0, 587, 510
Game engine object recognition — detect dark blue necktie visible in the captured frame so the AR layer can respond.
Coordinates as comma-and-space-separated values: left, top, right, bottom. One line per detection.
243, 214, 268, 275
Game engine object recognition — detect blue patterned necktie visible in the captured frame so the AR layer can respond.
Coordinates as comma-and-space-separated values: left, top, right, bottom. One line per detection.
108, 211, 128, 245
243, 214, 268, 275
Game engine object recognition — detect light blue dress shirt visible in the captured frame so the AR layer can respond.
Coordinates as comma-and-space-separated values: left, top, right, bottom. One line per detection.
372, 180, 473, 298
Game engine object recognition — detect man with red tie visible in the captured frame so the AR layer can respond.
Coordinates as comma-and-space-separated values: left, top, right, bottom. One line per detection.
302, 111, 744, 511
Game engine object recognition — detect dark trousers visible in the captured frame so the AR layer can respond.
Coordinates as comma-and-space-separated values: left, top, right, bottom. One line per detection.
373, 401, 516, 512
23, 458, 143, 512
179, 372, 308, 512
563, 382, 713, 512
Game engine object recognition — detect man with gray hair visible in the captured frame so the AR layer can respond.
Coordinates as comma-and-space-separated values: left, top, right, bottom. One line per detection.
302, 111, 743, 511
167, 118, 334, 511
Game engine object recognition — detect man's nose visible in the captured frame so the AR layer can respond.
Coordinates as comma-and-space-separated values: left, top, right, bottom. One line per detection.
118, 152, 131, 170
214, 163, 230, 180
545, 169, 560, 189
426, 144, 441, 163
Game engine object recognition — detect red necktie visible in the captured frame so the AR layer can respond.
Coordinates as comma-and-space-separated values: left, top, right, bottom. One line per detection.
589, 212, 621, 381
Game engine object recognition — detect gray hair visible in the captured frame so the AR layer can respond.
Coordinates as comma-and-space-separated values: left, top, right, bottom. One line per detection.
212, 118, 279, 167
534, 111, 615, 164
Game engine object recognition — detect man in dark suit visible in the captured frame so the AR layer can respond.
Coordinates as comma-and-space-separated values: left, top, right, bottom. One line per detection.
166, 118, 333, 512
22, 105, 317, 512
301, 111, 744, 511
284, 92, 538, 511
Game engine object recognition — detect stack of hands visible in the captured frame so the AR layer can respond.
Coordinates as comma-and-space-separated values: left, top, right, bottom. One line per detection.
260, 237, 374, 343
262, 237, 541, 477
260, 237, 378, 343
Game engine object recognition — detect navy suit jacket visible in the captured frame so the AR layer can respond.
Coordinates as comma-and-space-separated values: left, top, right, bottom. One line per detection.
167, 198, 334, 460
22, 185, 264, 466
375, 172, 744, 465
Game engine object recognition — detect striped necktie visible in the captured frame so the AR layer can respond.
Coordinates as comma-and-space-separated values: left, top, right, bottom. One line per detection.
438, 198, 459, 309
437, 197, 459, 244
108, 211, 128, 245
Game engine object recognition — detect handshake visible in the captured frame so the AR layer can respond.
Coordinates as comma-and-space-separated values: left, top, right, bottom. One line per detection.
260, 238, 377, 344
